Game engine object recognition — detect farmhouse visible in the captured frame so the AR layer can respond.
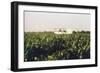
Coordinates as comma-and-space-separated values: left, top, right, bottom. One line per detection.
54, 28, 73, 34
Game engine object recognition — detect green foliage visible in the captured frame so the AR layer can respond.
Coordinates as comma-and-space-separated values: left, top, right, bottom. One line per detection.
24, 32, 90, 62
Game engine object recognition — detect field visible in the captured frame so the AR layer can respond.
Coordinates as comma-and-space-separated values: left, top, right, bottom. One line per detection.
24, 31, 90, 62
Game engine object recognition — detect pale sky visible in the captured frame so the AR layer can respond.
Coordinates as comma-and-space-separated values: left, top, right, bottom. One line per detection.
24, 11, 90, 32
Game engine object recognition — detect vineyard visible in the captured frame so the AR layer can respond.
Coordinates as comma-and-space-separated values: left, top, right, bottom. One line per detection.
24, 31, 90, 62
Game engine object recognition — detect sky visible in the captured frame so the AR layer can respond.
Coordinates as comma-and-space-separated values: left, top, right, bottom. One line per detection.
24, 11, 90, 32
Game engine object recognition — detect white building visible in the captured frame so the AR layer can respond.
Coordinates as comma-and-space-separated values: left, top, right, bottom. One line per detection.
54, 28, 73, 34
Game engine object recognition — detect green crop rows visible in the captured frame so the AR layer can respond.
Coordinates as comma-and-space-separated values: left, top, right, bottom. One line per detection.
24, 32, 90, 62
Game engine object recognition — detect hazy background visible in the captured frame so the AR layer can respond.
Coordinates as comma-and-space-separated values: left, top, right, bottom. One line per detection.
24, 11, 91, 32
